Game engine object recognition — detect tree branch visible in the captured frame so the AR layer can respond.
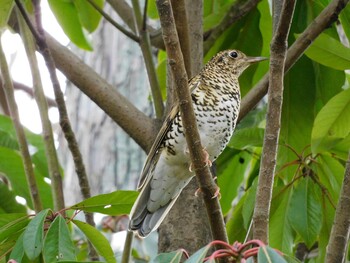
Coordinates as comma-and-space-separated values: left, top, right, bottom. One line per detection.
252, 0, 296, 243
131, 0, 164, 119
17, 7, 65, 212
239, 0, 350, 122
326, 150, 350, 263
0, 31, 43, 213
203, 0, 261, 54
155, 0, 228, 246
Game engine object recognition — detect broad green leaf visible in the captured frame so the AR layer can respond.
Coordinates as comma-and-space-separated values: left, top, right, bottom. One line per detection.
228, 127, 264, 149
72, 220, 116, 263
184, 245, 211, 263
70, 190, 138, 215
339, 3, 350, 41
156, 51, 167, 101
0, 146, 53, 209
288, 177, 322, 248
0, 215, 29, 243
203, 2, 232, 31
9, 232, 25, 262
269, 186, 295, 254
241, 179, 258, 229
48, 0, 92, 50
332, 132, 350, 160
0, 182, 26, 213
74, 0, 103, 33
147, 0, 158, 19
0, 0, 14, 28
0, 213, 27, 228
23, 209, 50, 260
0, 129, 18, 149
279, 56, 316, 179
150, 250, 183, 263
311, 88, 350, 154
302, 33, 350, 70
257, 246, 287, 263
218, 151, 252, 214
43, 215, 76, 262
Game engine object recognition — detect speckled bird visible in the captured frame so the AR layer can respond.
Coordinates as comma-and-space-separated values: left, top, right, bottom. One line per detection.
129, 50, 267, 237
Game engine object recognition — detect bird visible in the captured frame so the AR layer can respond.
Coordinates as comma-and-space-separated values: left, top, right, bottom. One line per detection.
128, 49, 267, 237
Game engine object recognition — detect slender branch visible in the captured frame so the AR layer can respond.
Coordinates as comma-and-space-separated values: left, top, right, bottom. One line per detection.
16, 0, 99, 259
0, 31, 43, 213
171, 0, 192, 78
106, 0, 165, 50
86, 0, 140, 43
239, 0, 350, 121
131, 0, 164, 119
156, 0, 228, 245
121, 231, 134, 263
326, 150, 350, 263
252, 0, 296, 243
17, 7, 65, 212
203, 0, 261, 54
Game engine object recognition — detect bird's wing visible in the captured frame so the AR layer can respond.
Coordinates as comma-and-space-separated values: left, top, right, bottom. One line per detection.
137, 75, 201, 190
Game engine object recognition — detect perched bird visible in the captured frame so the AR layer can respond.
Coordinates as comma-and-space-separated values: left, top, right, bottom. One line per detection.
129, 50, 267, 237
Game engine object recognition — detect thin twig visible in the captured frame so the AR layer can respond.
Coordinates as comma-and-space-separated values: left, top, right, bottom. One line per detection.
203, 0, 261, 54
131, 0, 164, 119
17, 7, 65, 213
252, 0, 296, 243
86, 0, 140, 43
326, 151, 350, 262
16, 0, 98, 259
239, 0, 350, 122
0, 31, 43, 213
121, 231, 134, 263
156, 0, 228, 246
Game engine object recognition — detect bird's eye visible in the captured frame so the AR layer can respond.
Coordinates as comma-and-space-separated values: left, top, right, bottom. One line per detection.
229, 51, 238, 58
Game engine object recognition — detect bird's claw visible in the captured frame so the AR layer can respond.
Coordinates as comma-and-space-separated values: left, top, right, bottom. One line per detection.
212, 186, 221, 200
188, 148, 212, 172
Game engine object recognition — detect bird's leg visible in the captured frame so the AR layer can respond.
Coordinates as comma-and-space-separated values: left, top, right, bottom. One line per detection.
187, 148, 212, 172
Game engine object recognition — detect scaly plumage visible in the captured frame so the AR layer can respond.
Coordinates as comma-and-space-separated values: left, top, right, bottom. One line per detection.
129, 50, 266, 237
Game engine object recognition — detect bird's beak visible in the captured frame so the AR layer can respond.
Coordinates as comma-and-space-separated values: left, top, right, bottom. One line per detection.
244, 56, 268, 64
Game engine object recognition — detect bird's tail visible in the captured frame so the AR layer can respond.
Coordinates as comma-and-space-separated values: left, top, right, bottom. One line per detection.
128, 176, 191, 237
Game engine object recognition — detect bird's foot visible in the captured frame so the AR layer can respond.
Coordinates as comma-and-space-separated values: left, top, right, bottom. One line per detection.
188, 148, 212, 172
194, 186, 221, 200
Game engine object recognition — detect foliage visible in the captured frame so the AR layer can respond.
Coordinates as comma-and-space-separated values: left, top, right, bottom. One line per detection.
1, 0, 350, 262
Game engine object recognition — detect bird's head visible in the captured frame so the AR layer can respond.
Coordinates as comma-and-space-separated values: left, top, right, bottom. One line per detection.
207, 50, 267, 77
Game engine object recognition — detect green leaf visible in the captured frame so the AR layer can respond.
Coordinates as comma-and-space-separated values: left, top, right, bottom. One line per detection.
0, 129, 18, 150
9, 232, 25, 262
70, 190, 138, 215
0, 213, 27, 228
0, 215, 29, 244
0, 182, 26, 213
311, 88, 350, 154
48, 0, 92, 50
43, 215, 76, 262
339, 3, 350, 42
72, 220, 116, 263
147, 0, 158, 19
74, 0, 103, 33
23, 209, 50, 260
150, 250, 183, 263
203, 2, 232, 31
0, 0, 14, 28
184, 245, 211, 263
269, 186, 295, 254
228, 127, 264, 149
302, 33, 350, 70
288, 177, 322, 248
257, 246, 287, 263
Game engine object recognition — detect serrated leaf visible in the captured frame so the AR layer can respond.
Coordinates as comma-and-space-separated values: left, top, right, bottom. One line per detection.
48, 0, 92, 50
0, 0, 14, 28
72, 220, 116, 263
184, 245, 211, 263
43, 215, 76, 262
288, 178, 322, 248
302, 33, 350, 70
257, 246, 287, 263
311, 88, 350, 154
23, 209, 50, 260
70, 190, 138, 215
74, 0, 103, 32
150, 250, 183, 263
228, 127, 264, 149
